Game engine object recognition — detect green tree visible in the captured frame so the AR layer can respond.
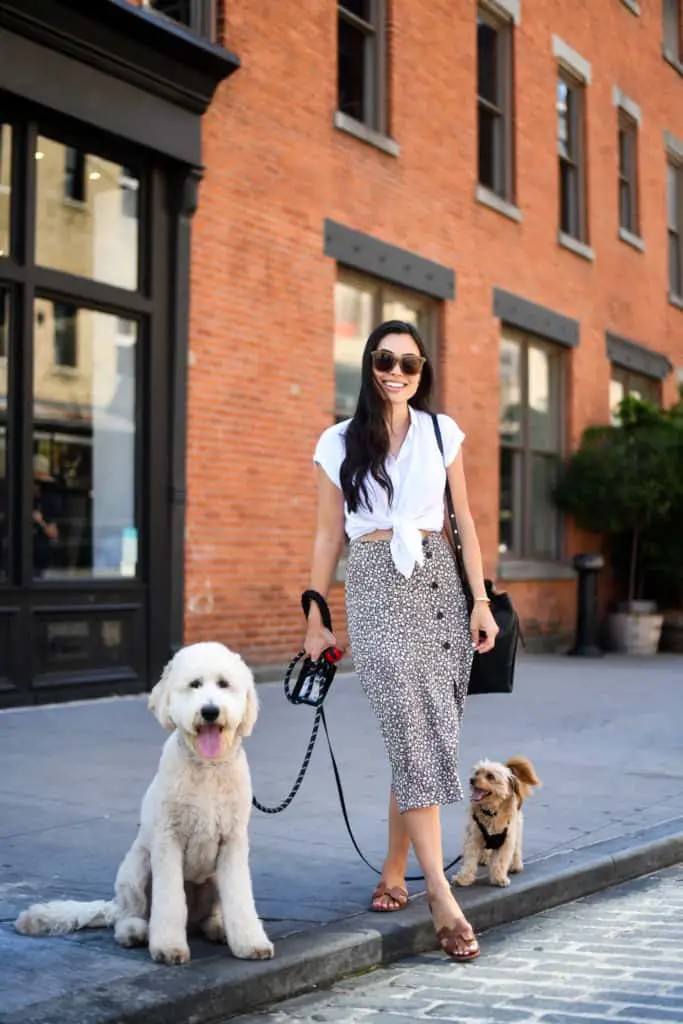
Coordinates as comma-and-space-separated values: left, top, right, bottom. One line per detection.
554, 396, 682, 605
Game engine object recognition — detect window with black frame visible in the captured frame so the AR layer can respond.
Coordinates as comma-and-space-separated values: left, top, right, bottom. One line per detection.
618, 112, 639, 237
477, 6, 514, 201
31, 134, 142, 581
668, 159, 683, 300
663, 0, 682, 64
610, 366, 660, 424
557, 73, 587, 242
499, 328, 564, 561
0, 289, 7, 579
337, 1, 387, 133
0, 122, 10, 258
143, 0, 215, 39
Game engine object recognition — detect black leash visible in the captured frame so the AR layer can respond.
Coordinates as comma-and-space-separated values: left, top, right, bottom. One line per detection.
251, 589, 462, 879
252, 687, 462, 879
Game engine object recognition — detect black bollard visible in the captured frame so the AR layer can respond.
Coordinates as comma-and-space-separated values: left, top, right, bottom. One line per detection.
568, 553, 605, 657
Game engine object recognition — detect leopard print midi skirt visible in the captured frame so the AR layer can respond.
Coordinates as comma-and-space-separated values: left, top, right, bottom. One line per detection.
345, 532, 473, 814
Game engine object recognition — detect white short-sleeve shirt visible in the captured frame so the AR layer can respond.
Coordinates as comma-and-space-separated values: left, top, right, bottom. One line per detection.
313, 407, 465, 578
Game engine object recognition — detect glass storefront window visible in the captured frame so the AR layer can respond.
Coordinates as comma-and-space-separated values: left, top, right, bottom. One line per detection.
35, 136, 139, 291
33, 300, 138, 579
0, 289, 7, 578
0, 124, 11, 257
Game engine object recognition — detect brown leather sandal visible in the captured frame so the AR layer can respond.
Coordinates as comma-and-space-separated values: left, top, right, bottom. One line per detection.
370, 881, 409, 912
436, 923, 480, 962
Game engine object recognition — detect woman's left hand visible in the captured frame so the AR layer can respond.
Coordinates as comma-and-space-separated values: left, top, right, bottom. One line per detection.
470, 602, 499, 654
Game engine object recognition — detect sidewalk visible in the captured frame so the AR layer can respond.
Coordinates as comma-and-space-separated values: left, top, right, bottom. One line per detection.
1, 653, 682, 1023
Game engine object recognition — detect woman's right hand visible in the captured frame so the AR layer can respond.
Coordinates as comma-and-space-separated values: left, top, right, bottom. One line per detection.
304, 625, 338, 663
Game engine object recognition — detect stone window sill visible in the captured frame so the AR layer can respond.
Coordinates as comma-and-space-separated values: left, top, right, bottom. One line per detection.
497, 559, 575, 582
333, 112, 400, 158
620, 0, 640, 13
619, 227, 645, 252
558, 232, 595, 262
475, 185, 522, 223
669, 292, 683, 313
663, 49, 683, 77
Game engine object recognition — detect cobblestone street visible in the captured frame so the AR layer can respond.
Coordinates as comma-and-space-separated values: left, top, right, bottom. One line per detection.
232, 865, 683, 1024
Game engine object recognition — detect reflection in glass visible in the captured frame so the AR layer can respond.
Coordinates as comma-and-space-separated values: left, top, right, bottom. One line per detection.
528, 345, 556, 450
338, 15, 366, 122
33, 300, 137, 579
499, 335, 521, 443
477, 18, 498, 105
0, 124, 11, 257
610, 377, 625, 425
499, 447, 520, 555
334, 279, 374, 420
531, 454, 559, 559
0, 290, 7, 577
35, 136, 139, 290
381, 297, 421, 328
557, 80, 569, 158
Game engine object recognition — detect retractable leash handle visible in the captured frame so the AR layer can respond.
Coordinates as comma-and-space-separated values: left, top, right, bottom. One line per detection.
289, 590, 342, 707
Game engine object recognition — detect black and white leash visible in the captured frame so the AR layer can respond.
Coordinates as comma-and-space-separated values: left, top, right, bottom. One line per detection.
252, 634, 462, 880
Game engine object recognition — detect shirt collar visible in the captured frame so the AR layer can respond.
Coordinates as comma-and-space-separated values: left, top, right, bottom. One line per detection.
394, 405, 417, 463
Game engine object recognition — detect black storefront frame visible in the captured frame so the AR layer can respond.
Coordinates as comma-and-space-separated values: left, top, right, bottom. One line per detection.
0, 97, 171, 705
0, 0, 239, 706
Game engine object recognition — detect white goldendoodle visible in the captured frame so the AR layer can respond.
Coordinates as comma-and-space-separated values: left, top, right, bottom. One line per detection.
452, 756, 541, 889
15, 642, 274, 965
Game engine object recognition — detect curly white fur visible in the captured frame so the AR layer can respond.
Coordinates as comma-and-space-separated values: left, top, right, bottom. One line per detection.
15, 642, 273, 965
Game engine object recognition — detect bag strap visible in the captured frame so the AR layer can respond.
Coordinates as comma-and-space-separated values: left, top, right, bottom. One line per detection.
431, 414, 472, 605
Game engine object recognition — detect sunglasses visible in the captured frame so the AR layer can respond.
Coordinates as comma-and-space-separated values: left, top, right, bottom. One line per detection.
371, 350, 426, 376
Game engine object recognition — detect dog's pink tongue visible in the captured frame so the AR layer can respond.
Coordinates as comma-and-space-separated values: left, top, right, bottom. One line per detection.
197, 725, 222, 759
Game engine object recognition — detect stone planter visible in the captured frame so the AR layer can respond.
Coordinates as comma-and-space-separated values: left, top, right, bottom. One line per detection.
660, 609, 683, 653
608, 610, 664, 656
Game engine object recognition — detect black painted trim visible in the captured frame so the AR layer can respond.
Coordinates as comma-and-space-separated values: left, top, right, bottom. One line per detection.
606, 331, 672, 381
493, 287, 579, 348
0, 0, 239, 114
324, 220, 456, 301
167, 169, 201, 659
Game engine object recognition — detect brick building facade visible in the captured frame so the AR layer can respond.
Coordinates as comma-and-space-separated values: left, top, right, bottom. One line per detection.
0, 0, 681, 706
183, 0, 683, 663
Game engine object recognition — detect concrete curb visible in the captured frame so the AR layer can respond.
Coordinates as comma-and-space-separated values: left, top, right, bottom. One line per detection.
2, 817, 682, 1024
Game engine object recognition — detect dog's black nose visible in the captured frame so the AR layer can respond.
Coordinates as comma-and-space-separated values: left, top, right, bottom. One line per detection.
201, 705, 220, 723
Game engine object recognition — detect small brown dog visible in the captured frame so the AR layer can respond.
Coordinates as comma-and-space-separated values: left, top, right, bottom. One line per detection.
452, 757, 541, 889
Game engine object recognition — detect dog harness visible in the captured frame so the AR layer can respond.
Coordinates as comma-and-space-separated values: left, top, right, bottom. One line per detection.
475, 812, 508, 851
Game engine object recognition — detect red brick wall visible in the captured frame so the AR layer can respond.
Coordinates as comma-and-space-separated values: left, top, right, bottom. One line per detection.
178, 0, 683, 663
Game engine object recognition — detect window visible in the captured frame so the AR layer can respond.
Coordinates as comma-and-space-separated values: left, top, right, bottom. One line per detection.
334, 269, 436, 421
52, 302, 77, 368
37, 136, 140, 291
668, 161, 683, 299
477, 6, 514, 200
64, 147, 86, 202
0, 123, 10, 257
557, 74, 587, 241
143, 0, 215, 39
120, 168, 139, 219
663, 0, 682, 63
610, 366, 660, 423
337, 1, 387, 133
0, 288, 8, 359
618, 113, 639, 236
499, 328, 563, 560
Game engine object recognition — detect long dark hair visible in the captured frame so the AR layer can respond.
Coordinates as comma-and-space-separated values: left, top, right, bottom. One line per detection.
340, 320, 433, 513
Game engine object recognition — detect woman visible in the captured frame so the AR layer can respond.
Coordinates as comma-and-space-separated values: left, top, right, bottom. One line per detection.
304, 320, 498, 961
